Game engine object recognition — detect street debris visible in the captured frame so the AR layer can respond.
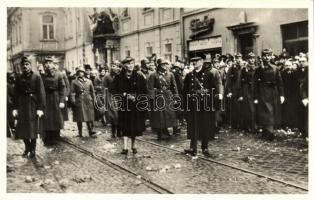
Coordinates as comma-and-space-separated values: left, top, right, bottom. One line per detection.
44, 165, 51, 169
174, 164, 181, 169
52, 161, 60, 165
25, 176, 35, 183
59, 179, 69, 189
44, 179, 55, 185
242, 156, 255, 163
72, 175, 93, 183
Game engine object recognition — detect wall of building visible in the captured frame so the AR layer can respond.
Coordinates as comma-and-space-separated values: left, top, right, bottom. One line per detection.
183, 8, 308, 57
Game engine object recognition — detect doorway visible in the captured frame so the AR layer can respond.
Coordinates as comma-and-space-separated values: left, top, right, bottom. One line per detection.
238, 33, 254, 57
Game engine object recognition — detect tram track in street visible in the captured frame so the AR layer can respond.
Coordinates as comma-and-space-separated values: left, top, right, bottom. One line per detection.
135, 136, 308, 192
60, 138, 174, 194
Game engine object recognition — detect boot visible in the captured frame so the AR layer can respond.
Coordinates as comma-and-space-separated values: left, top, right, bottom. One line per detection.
29, 139, 36, 159
22, 139, 30, 157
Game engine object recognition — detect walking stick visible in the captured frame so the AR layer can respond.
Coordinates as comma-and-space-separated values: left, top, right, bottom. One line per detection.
7, 121, 13, 137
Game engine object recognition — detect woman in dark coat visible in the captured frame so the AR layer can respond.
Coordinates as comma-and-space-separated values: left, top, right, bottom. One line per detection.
111, 57, 148, 155
41, 57, 66, 145
70, 67, 96, 137
13, 56, 46, 158
147, 58, 178, 140
238, 53, 257, 133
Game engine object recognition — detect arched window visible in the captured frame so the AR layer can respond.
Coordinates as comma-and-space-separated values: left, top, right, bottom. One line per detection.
42, 15, 54, 40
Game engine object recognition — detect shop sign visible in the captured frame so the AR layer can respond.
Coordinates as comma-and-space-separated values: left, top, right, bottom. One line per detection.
189, 37, 222, 51
190, 16, 215, 39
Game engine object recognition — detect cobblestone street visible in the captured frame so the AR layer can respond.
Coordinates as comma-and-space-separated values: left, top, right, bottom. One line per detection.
7, 120, 308, 194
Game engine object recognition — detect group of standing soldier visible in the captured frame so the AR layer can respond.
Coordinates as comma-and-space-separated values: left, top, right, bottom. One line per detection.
7, 47, 308, 158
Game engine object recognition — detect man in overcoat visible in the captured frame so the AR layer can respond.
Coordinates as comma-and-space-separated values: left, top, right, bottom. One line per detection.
183, 55, 223, 156
13, 56, 46, 158
238, 52, 257, 133
70, 67, 96, 137
41, 56, 66, 145
148, 58, 178, 140
254, 49, 285, 140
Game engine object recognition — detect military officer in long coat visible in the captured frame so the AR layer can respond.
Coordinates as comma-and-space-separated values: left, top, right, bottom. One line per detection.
254, 49, 285, 140
111, 57, 148, 155
225, 53, 243, 130
148, 58, 178, 140
298, 56, 308, 137
183, 55, 223, 156
13, 56, 46, 158
70, 67, 96, 137
238, 52, 257, 133
41, 56, 66, 145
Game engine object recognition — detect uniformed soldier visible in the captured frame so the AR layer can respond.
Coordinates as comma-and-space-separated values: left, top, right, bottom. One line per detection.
94, 66, 107, 124
238, 52, 257, 133
70, 67, 96, 138
41, 56, 66, 145
254, 49, 285, 140
183, 54, 223, 156
148, 58, 178, 140
13, 56, 46, 158
298, 56, 308, 137
225, 53, 243, 130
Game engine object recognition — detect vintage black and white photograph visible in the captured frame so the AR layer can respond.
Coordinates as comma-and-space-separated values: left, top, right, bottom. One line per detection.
3, 0, 312, 197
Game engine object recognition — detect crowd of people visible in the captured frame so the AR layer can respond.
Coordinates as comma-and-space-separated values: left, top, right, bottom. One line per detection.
7, 48, 309, 158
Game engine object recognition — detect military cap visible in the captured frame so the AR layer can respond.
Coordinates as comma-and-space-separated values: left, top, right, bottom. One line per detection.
204, 54, 212, 63
262, 48, 273, 56
21, 56, 31, 64
247, 52, 256, 58
158, 58, 169, 65
121, 57, 134, 64
44, 56, 56, 62
76, 66, 85, 74
234, 53, 242, 58
84, 64, 92, 70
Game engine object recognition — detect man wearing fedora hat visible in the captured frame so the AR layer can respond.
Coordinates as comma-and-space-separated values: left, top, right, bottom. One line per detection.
12, 56, 46, 158
41, 56, 66, 145
70, 67, 96, 138
183, 54, 223, 156
254, 49, 284, 140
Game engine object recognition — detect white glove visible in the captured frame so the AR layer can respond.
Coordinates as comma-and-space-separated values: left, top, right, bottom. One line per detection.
65, 97, 68, 101
36, 110, 44, 118
226, 93, 232, 98
59, 102, 65, 109
302, 98, 308, 107
254, 99, 258, 104
280, 96, 285, 104
218, 94, 223, 100
12, 110, 18, 117
238, 97, 243, 101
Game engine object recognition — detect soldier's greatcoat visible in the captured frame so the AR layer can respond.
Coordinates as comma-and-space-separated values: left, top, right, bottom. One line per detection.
41, 71, 66, 134
148, 70, 178, 129
254, 63, 284, 126
183, 66, 223, 141
13, 71, 46, 139
70, 77, 95, 122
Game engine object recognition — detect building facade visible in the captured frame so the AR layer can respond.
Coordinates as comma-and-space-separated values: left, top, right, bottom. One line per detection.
7, 7, 308, 72
182, 8, 308, 59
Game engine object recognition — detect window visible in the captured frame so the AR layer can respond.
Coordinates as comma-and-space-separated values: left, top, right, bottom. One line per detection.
42, 15, 54, 40
122, 8, 129, 18
125, 50, 131, 57
164, 43, 172, 62
146, 46, 153, 57
281, 21, 308, 56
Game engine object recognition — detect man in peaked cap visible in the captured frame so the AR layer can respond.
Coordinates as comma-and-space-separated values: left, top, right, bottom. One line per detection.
121, 56, 134, 65
13, 55, 46, 158
183, 51, 223, 157
254, 48, 284, 140
84, 64, 92, 80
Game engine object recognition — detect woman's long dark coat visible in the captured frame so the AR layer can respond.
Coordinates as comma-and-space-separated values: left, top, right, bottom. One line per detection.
254, 64, 284, 126
13, 71, 46, 139
111, 70, 148, 138
41, 71, 66, 134
147, 70, 178, 129
182, 66, 223, 141
70, 78, 95, 122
